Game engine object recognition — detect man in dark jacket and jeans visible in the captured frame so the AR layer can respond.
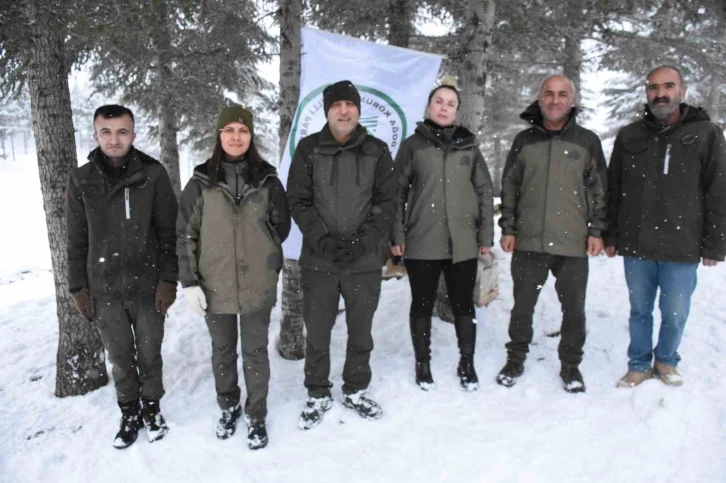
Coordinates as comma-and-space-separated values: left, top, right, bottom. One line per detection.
607, 65, 726, 388
497, 75, 608, 393
66, 105, 178, 449
287, 80, 397, 429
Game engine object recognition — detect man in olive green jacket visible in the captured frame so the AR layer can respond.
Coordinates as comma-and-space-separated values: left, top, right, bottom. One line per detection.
496, 75, 608, 393
287, 81, 397, 429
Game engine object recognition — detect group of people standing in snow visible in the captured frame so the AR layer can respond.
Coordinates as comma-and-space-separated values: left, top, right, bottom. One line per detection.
64, 64, 725, 451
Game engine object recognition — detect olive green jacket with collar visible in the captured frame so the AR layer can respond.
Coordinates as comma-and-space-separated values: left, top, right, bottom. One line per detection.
499, 103, 608, 258
392, 121, 494, 263
177, 158, 290, 314
605, 103, 726, 263
287, 124, 397, 274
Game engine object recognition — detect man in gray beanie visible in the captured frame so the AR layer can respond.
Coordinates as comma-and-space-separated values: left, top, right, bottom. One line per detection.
287, 80, 397, 429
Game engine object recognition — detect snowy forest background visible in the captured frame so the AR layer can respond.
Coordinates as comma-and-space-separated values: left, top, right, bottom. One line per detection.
1, 1, 725, 482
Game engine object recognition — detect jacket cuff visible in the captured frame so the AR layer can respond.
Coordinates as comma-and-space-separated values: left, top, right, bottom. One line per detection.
587, 229, 602, 238
701, 249, 725, 262
69, 286, 86, 294
180, 281, 199, 288
477, 232, 494, 247
158, 271, 178, 283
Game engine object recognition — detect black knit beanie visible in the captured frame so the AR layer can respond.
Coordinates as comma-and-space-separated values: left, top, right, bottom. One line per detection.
323, 80, 361, 116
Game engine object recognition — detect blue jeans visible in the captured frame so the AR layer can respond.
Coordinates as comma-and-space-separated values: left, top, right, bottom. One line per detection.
623, 257, 698, 372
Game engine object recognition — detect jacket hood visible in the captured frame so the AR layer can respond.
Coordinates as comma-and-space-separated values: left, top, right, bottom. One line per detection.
319, 123, 368, 149
519, 101, 578, 131
415, 120, 477, 148
193, 156, 277, 186
642, 103, 711, 130
87, 146, 154, 183
87, 146, 156, 164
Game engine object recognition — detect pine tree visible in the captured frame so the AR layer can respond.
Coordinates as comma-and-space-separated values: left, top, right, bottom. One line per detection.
598, 0, 726, 130
84, 0, 273, 196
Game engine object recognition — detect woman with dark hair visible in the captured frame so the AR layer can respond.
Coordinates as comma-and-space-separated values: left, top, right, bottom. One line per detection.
177, 106, 290, 449
391, 78, 494, 392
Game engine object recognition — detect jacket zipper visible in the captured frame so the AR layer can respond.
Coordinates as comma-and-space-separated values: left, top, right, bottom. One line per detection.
120, 184, 129, 298
235, 163, 241, 204
663, 144, 672, 175
542, 137, 555, 252
124, 187, 130, 219
442, 146, 451, 254
335, 151, 341, 234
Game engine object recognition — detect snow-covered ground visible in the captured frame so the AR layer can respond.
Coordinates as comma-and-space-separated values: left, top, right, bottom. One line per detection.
1, 154, 724, 483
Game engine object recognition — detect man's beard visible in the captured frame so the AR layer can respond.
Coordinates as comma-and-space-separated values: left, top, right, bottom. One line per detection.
649, 95, 681, 122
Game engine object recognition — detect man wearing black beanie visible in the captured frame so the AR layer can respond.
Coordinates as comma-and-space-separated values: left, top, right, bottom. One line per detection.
287, 80, 397, 429
323, 80, 362, 117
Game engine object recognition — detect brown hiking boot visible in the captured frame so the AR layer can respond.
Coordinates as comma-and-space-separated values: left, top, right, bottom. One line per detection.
653, 362, 683, 386
616, 369, 653, 388
383, 258, 407, 280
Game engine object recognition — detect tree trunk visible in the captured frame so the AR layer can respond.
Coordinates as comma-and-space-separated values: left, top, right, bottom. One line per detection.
563, 34, 582, 97
10, 132, 15, 162
152, 1, 182, 199
707, 73, 722, 126
433, 273, 454, 323
388, 0, 413, 48
24, 0, 108, 397
278, 0, 302, 160
277, 259, 305, 360
158, 103, 181, 198
277, 0, 305, 360
455, 0, 496, 136
493, 133, 502, 195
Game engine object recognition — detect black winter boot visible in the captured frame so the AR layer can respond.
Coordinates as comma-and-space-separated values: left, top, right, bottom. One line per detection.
410, 317, 434, 390
113, 400, 144, 449
496, 360, 525, 387
454, 316, 478, 391
216, 403, 242, 440
560, 364, 586, 393
244, 413, 269, 450
141, 398, 169, 443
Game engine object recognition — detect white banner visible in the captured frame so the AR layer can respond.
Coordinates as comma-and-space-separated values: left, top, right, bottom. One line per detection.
280, 27, 442, 259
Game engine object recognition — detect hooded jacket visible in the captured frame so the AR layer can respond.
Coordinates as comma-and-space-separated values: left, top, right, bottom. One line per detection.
286, 124, 397, 273
499, 102, 608, 258
606, 103, 726, 263
177, 158, 290, 314
392, 121, 494, 263
66, 147, 178, 299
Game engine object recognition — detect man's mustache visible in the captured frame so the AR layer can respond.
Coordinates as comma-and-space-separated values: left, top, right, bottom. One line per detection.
653, 96, 671, 104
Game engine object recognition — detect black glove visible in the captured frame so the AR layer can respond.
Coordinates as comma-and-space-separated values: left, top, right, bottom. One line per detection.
318, 235, 338, 258
335, 232, 366, 265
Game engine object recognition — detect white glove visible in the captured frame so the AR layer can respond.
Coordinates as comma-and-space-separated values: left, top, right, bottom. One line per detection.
183, 286, 208, 316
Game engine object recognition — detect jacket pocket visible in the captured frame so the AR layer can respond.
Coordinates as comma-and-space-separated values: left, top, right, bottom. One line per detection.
265, 219, 282, 246
622, 139, 648, 154
80, 180, 106, 198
